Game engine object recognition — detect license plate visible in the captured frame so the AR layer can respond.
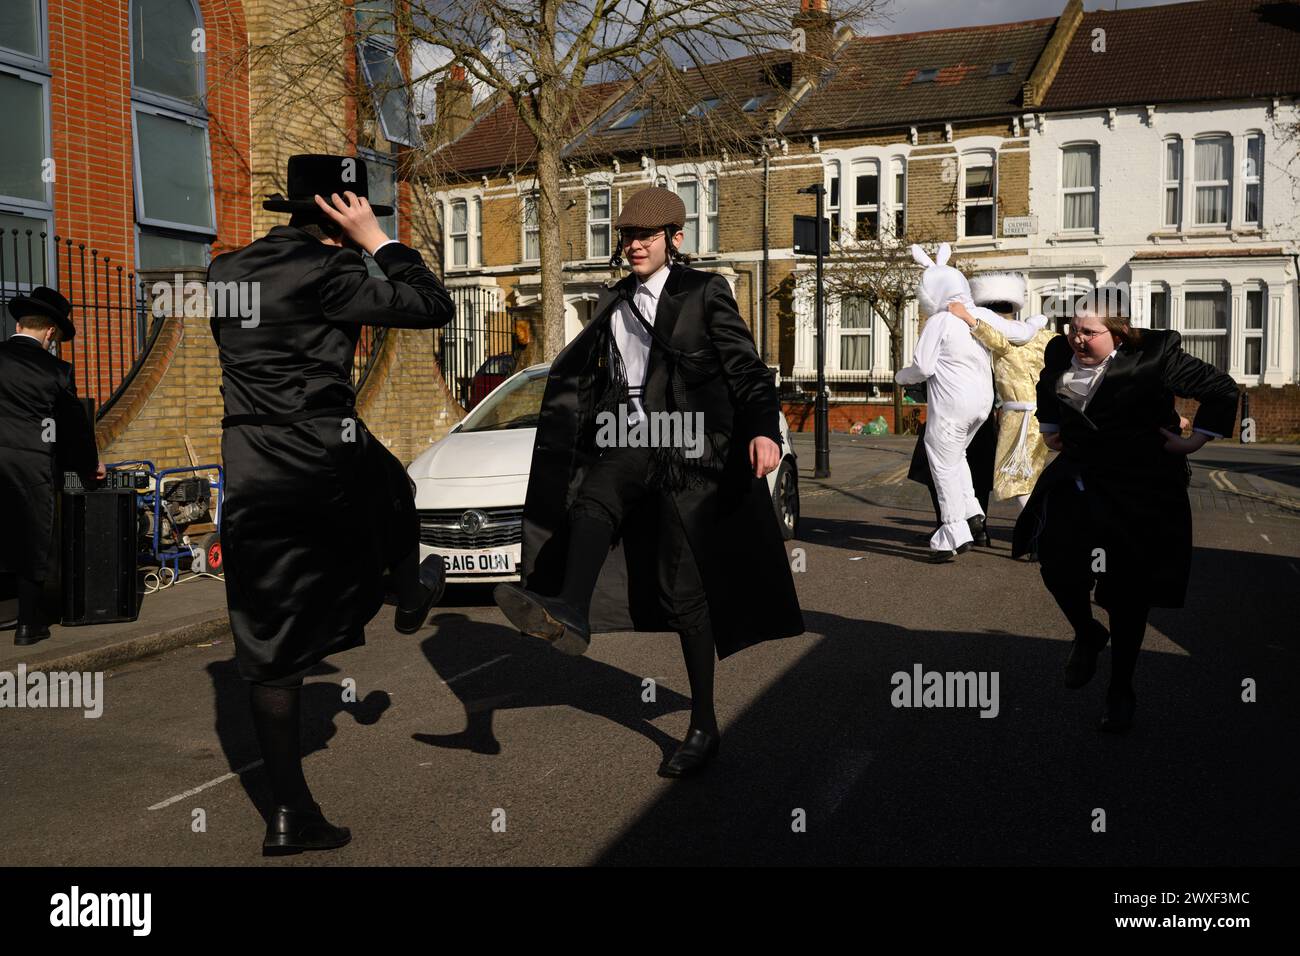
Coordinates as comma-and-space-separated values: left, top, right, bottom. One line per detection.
443, 549, 514, 575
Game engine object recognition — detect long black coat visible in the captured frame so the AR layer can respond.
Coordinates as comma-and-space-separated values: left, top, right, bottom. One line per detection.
521, 264, 804, 658
1012, 329, 1240, 608
0, 335, 99, 579
208, 227, 453, 682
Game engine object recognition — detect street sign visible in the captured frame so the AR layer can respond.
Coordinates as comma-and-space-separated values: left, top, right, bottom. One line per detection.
1002, 216, 1037, 236
793, 214, 830, 256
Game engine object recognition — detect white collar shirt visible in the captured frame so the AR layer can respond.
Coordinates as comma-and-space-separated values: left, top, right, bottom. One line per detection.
611, 263, 670, 424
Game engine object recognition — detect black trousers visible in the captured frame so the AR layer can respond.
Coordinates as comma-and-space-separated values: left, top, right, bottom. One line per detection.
570, 445, 712, 636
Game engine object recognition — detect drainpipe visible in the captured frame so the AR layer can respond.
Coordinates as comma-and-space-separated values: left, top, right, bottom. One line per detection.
761, 143, 771, 364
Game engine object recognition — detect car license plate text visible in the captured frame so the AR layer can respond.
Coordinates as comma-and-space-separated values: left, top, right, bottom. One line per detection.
445, 551, 513, 574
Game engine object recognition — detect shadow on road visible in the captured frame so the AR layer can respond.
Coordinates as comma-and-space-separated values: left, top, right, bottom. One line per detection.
411, 613, 692, 762
206, 658, 392, 820
590, 541, 1299, 865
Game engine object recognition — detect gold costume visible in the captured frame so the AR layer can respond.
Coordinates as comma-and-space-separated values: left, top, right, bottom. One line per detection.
969, 322, 1058, 500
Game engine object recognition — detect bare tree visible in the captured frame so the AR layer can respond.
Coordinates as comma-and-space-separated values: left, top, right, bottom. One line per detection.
249, 0, 885, 360
819, 229, 975, 435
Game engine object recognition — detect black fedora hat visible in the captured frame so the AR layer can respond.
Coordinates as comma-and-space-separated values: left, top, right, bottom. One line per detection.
7, 286, 75, 340
263, 154, 394, 217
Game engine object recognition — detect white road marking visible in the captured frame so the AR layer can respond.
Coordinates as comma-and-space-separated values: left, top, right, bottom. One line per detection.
1245, 513, 1254, 524
1260, 534, 1272, 545
148, 760, 264, 811
443, 654, 512, 686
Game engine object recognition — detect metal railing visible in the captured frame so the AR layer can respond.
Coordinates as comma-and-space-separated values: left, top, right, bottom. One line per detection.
0, 228, 154, 418
438, 285, 517, 409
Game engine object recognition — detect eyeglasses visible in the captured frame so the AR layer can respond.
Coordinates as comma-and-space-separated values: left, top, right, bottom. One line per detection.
620, 228, 663, 246
1068, 325, 1111, 341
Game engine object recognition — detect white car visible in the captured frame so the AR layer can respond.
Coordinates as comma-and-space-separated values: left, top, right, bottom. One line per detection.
407, 362, 800, 584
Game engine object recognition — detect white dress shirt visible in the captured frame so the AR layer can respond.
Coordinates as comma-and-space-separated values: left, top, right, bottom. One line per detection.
611, 263, 671, 424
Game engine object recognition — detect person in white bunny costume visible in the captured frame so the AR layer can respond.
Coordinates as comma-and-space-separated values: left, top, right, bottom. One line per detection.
896, 244, 1045, 561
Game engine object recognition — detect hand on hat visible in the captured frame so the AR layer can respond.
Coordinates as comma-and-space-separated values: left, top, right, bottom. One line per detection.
313, 191, 390, 255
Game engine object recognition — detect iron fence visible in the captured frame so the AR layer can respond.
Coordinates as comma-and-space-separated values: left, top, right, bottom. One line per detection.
439, 285, 517, 409
0, 227, 154, 419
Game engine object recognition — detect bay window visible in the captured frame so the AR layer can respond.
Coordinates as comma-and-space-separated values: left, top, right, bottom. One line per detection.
1182, 291, 1228, 369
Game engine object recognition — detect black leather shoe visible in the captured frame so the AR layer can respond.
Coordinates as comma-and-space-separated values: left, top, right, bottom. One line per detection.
394, 555, 446, 634
14, 624, 51, 647
659, 729, 720, 778
1099, 688, 1137, 734
928, 542, 973, 563
262, 803, 351, 856
1063, 621, 1109, 689
968, 515, 992, 547
493, 584, 590, 655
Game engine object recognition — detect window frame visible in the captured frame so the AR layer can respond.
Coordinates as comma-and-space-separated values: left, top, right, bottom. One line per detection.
850, 158, 880, 243
1060, 142, 1099, 233
836, 293, 874, 373
890, 157, 906, 239
1180, 288, 1230, 371
1192, 134, 1232, 228
128, 0, 207, 118
448, 198, 468, 268
0, 61, 54, 215
1243, 284, 1265, 376
586, 185, 611, 261
1243, 132, 1263, 226
0, 0, 48, 69
473, 195, 482, 266
826, 159, 841, 245
522, 192, 539, 262
129, 101, 218, 237
959, 151, 996, 239
1162, 136, 1182, 229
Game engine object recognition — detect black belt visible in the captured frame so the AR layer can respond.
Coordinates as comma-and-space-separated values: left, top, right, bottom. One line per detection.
221, 406, 357, 428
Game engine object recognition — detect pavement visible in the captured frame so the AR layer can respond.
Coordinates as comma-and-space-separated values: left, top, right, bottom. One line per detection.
1, 432, 1297, 865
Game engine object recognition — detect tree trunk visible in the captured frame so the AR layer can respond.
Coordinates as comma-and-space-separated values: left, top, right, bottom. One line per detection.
891, 301, 904, 434
535, 137, 566, 361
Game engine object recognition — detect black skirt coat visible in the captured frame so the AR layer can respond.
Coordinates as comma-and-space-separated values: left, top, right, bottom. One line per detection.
208, 228, 453, 681
0, 336, 99, 580
521, 265, 804, 658
1012, 330, 1240, 609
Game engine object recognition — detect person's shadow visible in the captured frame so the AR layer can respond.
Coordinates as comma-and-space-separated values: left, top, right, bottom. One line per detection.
412, 611, 692, 763
207, 658, 391, 820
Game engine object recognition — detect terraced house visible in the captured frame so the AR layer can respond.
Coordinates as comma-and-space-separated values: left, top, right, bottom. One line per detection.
425, 0, 1300, 435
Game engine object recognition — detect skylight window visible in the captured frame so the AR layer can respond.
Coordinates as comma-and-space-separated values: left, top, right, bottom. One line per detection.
989, 61, 1013, 76
685, 97, 721, 117
742, 94, 770, 112
913, 68, 938, 84
609, 107, 648, 130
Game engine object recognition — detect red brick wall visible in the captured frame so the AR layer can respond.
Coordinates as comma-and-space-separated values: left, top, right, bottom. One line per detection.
47, 0, 250, 403
783, 401, 927, 435
1176, 385, 1300, 443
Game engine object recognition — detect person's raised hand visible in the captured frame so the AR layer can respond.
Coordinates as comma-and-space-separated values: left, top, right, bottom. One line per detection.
749, 436, 781, 479
313, 191, 390, 255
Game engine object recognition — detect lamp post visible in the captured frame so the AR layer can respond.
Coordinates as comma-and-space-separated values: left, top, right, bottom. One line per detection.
797, 183, 830, 478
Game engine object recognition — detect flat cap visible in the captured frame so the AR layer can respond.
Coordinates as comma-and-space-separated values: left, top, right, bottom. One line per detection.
615, 186, 686, 230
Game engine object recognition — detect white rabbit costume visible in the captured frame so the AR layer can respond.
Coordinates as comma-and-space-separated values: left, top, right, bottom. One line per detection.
896, 244, 1044, 553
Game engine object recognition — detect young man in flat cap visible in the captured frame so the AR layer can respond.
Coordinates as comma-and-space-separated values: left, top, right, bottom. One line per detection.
0, 287, 104, 646
208, 154, 454, 854
494, 186, 804, 777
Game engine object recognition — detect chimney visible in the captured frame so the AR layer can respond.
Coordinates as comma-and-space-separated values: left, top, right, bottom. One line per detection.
431, 64, 473, 145
791, 0, 835, 89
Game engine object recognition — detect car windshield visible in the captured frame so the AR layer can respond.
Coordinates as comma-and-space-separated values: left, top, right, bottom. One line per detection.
457, 366, 548, 433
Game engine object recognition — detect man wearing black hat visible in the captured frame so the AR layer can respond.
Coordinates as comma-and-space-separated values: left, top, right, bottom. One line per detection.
493, 186, 804, 778
208, 154, 454, 854
0, 287, 104, 646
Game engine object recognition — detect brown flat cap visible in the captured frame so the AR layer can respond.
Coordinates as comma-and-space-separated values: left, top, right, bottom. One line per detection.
615, 186, 686, 230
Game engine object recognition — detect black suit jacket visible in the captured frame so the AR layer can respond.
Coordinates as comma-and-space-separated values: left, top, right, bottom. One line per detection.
0, 334, 100, 577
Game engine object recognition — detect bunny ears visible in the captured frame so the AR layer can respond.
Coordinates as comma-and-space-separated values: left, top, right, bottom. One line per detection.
911, 243, 952, 268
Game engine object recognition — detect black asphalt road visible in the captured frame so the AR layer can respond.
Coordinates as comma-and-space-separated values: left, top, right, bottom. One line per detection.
2, 438, 1297, 866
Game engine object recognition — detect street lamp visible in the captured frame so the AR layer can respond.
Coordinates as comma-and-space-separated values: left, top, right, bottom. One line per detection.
796, 183, 830, 478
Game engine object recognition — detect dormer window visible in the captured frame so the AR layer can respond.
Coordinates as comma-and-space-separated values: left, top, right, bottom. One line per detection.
989, 61, 1013, 76
913, 68, 938, 84
742, 94, 770, 112
685, 97, 720, 118
609, 107, 648, 130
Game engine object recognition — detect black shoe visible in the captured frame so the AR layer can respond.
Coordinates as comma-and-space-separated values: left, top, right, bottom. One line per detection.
394, 555, 446, 634
1099, 688, 1137, 733
262, 803, 351, 856
493, 584, 591, 655
928, 542, 973, 563
968, 515, 991, 547
14, 624, 50, 647
1063, 621, 1109, 689
659, 728, 720, 778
